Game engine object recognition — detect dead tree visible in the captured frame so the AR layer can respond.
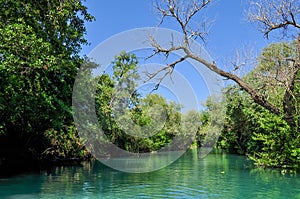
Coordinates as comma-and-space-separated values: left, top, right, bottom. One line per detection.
149, 0, 299, 129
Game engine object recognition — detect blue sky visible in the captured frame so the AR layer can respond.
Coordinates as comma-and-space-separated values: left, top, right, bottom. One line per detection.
81, 0, 272, 58
79, 0, 274, 112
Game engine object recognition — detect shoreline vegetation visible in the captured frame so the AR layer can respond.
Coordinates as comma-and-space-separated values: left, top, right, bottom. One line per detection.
1, 0, 299, 177
0, 147, 297, 178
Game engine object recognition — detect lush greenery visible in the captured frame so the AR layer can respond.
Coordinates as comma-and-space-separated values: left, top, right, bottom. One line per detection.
217, 41, 300, 169
90, 52, 209, 154
0, 0, 94, 170
0, 0, 299, 173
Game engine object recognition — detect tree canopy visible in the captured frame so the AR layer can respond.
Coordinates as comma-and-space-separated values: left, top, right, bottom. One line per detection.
0, 0, 94, 171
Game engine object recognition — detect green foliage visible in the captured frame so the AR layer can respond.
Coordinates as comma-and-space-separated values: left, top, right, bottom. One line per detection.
94, 52, 208, 154
4, 0, 298, 171
217, 86, 253, 154
0, 0, 94, 164
44, 125, 88, 160
218, 41, 300, 168
176, 110, 201, 149
200, 96, 226, 147
245, 41, 299, 109
247, 109, 300, 168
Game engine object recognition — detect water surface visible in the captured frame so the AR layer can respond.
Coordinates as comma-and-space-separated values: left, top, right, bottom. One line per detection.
1, 150, 300, 198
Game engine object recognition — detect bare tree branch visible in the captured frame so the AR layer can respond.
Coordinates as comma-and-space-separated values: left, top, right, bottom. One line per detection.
145, 56, 188, 91
149, 0, 300, 128
154, 0, 212, 43
248, 0, 300, 38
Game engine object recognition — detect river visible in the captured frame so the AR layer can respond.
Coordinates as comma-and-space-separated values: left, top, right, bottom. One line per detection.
1, 150, 299, 198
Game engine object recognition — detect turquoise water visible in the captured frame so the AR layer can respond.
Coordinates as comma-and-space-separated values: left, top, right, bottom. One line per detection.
1, 150, 300, 198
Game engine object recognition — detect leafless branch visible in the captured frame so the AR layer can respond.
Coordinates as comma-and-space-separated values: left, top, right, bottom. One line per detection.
149, 33, 185, 56
154, 0, 212, 43
149, 0, 300, 128
248, 0, 300, 38
228, 45, 257, 76
144, 56, 188, 91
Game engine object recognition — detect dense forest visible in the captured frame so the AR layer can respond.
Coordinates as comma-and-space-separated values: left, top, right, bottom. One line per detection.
0, 0, 299, 175
0, 0, 95, 173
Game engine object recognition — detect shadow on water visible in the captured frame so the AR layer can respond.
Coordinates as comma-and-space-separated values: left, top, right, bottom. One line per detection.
0, 149, 300, 199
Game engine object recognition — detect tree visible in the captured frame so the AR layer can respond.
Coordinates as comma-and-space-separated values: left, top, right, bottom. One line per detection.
94, 52, 184, 154
217, 86, 253, 154
217, 41, 300, 168
151, 0, 299, 129
0, 0, 94, 168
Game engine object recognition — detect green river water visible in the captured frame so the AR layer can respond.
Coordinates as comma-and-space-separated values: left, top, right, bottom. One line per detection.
1, 150, 300, 198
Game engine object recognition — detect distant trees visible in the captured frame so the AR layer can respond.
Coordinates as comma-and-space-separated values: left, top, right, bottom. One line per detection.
93, 52, 209, 154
